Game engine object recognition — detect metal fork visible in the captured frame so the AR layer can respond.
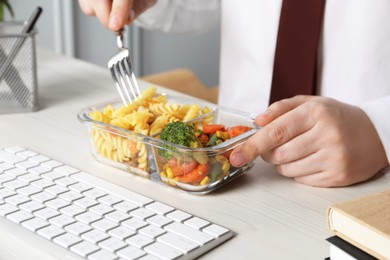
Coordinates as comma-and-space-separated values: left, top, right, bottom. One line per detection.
108, 28, 142, 106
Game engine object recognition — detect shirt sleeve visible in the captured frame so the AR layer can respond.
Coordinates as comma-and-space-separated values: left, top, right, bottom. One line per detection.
134, 0, 220, 34
360, 96, 390, 164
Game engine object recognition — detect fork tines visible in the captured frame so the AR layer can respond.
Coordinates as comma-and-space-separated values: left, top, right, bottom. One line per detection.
108, 29, 142, 106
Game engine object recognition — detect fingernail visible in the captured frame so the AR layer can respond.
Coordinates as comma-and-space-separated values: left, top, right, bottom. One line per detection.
231, 152, 247, 167
109, 15, 119, 30
130, 9, 136, 21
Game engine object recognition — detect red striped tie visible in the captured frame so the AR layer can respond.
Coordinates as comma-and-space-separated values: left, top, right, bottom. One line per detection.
269, 0, 326, 104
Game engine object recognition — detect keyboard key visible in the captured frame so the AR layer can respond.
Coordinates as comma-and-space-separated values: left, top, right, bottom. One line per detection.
144, 242, 183, 260
147, 215, 173, 228
117, 245, 146, 260
17, 185, 41, 196
114, 200, 138, 213
146, 202, 174, 215
91, 218, 118, 232
126, 234, 154, 248
45, 184, 68, 196
69, 182, 92, 193
31, 179, 55, 190
60, 204, 86, 217
31, 191, 56, 203
0, 203, 18, 216
29, 155, 50, 164
22, 217, 50, 232
42, 160, 63, 169
5, 146, 26, 154
71, 240, 99, 257
184, 217, 210, 230
89, 203, 115, 216
130, 208, 155, 220
0, 174, 15, 185
84, 188, 107, 200
75, 211, 101, 224
165, 222, 214, 245
65, 221, 92, 236
99, 237, 127, 252
106, 210, 131, 223
74, 197, 99, 209
0, 162, 15, 172
108, 226, 136, 240
0, 188, 16, 200
4, 179, 28, 190
7, 210, 34, 224
15, 160, 39, 170
0, 150, 26, 164
34, 207, 61, 220
88, 249, 118, 260
41, 171, 65, 181
5, 194, 31, 206
122, 217, 148, 230
139, 225, 166, 239
59, 190, 84, 202
45, 198, 71, 210
19, 200, 45, 213
37, 225, 65, 240
53, 232, 83, 248
81, 229, 109, 244
55, 177, 78, 187
49, 214, 76, 228
98, 194, 122, 206
157, 232, 199, 253
202, 224, 230, 238
5, 168, 27, 177
29, 165, 51, 175
166, 210, 192, 223
18, 173, 41, 183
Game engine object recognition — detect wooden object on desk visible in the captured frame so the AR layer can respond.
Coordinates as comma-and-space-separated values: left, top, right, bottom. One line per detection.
327, 189, 390, 259
141, 68, 219, 104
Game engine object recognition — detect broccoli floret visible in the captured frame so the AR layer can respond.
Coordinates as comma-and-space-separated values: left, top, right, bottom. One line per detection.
158, 122, 199, 160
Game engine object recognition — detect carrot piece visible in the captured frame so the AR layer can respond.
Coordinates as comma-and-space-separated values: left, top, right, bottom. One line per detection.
227, 125, 252, 138
202, 124, 225, 135
168, 158, 198, 177
178, 163, 211, 184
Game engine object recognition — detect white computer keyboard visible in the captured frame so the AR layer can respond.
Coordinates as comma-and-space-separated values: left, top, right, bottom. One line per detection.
0, 146, 232, 260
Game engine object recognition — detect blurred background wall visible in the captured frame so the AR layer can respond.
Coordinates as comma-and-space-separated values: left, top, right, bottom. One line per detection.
4, 0, 220, 87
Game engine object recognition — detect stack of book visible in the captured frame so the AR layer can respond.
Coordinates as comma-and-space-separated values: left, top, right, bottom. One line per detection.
326, 189, 390, 260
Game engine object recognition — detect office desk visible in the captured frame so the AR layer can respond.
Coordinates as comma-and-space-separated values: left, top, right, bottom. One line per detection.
1, 48, 389, 260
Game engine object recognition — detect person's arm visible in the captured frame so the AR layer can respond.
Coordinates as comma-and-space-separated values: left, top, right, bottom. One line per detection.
135, 0, 220, 34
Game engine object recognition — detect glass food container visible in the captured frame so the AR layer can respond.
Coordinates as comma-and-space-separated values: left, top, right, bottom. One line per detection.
78, 94, 258, 194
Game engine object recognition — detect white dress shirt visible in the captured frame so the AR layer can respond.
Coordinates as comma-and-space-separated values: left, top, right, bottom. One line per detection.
137, 0, 390, 162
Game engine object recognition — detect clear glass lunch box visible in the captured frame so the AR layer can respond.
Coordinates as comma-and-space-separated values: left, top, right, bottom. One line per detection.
78, 94, 258, 194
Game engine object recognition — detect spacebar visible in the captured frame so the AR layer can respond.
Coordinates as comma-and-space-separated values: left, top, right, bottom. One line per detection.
72, 172, 153, 206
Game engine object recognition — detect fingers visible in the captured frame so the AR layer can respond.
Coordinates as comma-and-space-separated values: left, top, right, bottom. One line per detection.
255, 95, 313, 126
79, 0, 95, 16
262, 123, 321, 164
275, 151, 323, 178
230, 100, 316, 167
94, 0, 113, 28
109, 0, 134, 31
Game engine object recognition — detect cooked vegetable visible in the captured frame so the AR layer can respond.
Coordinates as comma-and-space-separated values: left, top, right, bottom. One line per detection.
178, 163, 211, 184
206, 133, 224, 147
158, 122, 200, 159
202, 124, 225, 135
227, 125, 252, 138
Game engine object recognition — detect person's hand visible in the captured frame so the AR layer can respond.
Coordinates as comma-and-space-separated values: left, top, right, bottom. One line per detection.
78, 0, 157, 31
230, 96, 389, 187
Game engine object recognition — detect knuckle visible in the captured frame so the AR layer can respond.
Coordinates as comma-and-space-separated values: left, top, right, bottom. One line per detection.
267, 124, 288, 144
273, 147, 287, 164
275, 163, 291, 177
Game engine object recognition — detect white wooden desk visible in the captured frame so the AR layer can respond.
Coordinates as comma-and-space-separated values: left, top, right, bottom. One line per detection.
1, 49, 389, 260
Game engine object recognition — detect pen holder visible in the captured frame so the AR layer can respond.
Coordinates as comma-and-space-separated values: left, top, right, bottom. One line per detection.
0, 21, 38, 114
